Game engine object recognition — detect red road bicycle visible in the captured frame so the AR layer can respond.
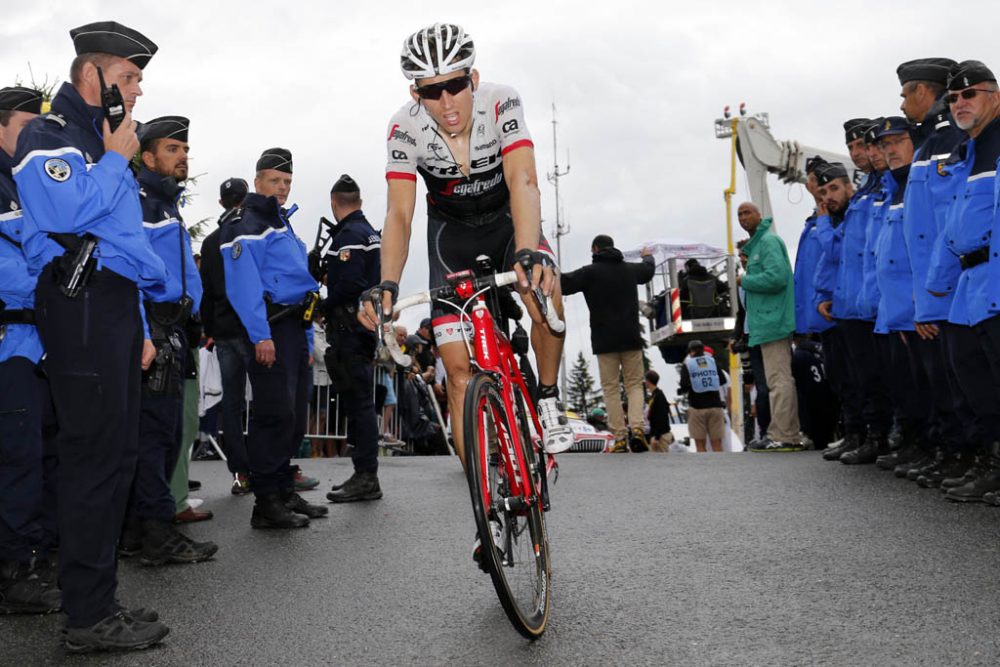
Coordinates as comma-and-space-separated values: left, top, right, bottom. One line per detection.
378, 263, 562, 639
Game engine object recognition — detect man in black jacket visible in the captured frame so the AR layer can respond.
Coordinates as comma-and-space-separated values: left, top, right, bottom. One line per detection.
562, 235, 655, 452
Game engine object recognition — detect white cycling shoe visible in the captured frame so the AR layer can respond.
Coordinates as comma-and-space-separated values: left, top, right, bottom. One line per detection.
537, 397, 574, 454
472, 520, 504, 572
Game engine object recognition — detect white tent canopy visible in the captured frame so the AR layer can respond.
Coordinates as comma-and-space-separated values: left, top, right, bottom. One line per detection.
621, 238, 728, 267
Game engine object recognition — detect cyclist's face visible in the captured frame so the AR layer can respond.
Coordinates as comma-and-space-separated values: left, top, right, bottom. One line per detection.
411, 69, 479, 136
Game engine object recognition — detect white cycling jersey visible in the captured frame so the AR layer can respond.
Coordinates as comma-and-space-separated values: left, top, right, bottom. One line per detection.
385, 82, 533, 224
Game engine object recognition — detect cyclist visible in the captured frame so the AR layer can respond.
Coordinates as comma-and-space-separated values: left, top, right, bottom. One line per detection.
361, 23, 574, 466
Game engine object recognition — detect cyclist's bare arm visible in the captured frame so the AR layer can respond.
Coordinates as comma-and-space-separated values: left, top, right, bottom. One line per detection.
504, 146, 552, 296
360, 177, 416, 331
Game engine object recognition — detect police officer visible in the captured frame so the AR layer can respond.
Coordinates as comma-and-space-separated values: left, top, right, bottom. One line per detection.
0, 86, 60, 615
220, 148, 327, 527
891, 58, 969, 487
927, 61, 1000, 503
13, 21, 170, 651
121, 116, 216, 563
199, 177, 253, 494
869, 117, 934, 473
322, 175, 383, 502
816, 119, 894, 465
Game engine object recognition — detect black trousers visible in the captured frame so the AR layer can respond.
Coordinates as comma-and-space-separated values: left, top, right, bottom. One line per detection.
245, 317, 309, 497
907, 327, 965, 450
820, 325, 861, 435
130, 326, 187, 523
950, 315, 1000, 445
875, 333, 929, 435
837, 319, 893, 435
0, 356, 57, 563
36, 263, 142, 628
326, 329, 378, 474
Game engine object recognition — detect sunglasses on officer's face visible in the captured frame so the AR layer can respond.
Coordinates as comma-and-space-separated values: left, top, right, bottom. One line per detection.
945, 88, 995, 105
414, 75, 472, 100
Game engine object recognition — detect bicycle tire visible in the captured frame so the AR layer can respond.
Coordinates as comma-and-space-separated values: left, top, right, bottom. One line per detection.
464, 372, 551, 639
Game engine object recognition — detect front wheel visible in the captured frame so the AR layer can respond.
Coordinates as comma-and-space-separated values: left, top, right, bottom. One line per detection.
464, 373, 551, 639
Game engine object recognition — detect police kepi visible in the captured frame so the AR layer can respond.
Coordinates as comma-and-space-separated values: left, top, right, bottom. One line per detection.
11, 20, 171, 652
322, 174, 384, 503
219, 147, 327, 528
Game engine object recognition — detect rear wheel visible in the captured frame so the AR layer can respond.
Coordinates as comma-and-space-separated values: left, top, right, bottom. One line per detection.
464, 373, 551, 639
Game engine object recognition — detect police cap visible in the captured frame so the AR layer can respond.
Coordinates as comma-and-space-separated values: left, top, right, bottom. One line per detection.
139, 115, 189, 151
256, 148, 293, 174
220, 177, 248, 200
330, 174, 360, 195
863, 117, 886, 145
805, 155, 828, 176
947, 60, 997, 91
875, 116, 911, 141
844, 118, 871, 143
815, 162, 849, 186
0, 86, 45, 114
69, 21, 158, 69
896, 58, 956, 85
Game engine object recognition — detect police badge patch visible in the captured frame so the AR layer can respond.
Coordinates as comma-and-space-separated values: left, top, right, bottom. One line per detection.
43, 158, 71, 182
231, 241, 242, 259
339, 249, 351, 262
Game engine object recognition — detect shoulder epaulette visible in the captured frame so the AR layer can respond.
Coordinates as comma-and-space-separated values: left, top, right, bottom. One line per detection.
42, 113, 66, 128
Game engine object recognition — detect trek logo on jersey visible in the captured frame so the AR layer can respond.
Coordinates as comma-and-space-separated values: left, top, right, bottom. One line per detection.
495, 97, 521, 122
387, 124, 417, 146
442, 172, 503, 197
501, 120, 519, 134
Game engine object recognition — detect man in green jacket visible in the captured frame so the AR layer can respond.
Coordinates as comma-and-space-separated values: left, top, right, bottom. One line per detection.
737, 202, 803, 452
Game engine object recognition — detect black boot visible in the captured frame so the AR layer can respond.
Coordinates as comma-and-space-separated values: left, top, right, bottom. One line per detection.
906, 445, 943, 481
940, 448, 984, 491
841, 432, 888, 465
823, 432, 862, 461
328, 471, 359, 493
914, 447, 951, 488
251, 493, 309, 529
139, 520, 218, 566
326, 471, 382, 503
876, 429, 924, 471
284, 491, 329, 518
945, 442, 1000, 503
0, 560, 61, 615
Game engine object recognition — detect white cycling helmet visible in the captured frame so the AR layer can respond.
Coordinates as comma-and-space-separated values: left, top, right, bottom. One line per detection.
400, 23, 476, 80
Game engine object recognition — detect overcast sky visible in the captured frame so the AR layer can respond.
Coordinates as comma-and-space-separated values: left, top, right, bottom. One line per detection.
3, 0, 997, 399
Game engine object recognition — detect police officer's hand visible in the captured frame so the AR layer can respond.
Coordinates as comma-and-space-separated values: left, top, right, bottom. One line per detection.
817, 200, 829, 217
103, 110, 139, 161
915, 322, 940, 340
817, 300, 833, 321
359, 281, 399, 332
256, 339, 276, 368
141, 339, 156, 371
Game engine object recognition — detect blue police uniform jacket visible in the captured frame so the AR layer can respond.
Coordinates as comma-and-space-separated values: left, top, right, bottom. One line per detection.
0, 153, 43, 364
138, 166, 203, 312
812, 209, 844, 307
829, 176, 879, 320
874, 165, 915, 333
856, 174, 889, 321
927, 117, 1000, 326
793, 212, 834, 334
219, 193, 317, 344
11, 83, 166, 291
905, 106, 965, 323
325, 209, 381, 309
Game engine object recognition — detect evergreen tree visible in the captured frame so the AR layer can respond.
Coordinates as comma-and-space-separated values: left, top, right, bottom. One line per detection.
567, 351, 599, 414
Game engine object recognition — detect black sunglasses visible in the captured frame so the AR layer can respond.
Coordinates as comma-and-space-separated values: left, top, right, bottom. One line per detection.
414, 75, 472, 100
945, 88, 995, 105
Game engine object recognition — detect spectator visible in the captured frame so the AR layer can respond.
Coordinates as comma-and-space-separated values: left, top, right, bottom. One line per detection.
731, 238, 771, 440
561, 234, 655, 453
644, 370, 672, 452
679, 340, 727, 452
736, 202, 803, 453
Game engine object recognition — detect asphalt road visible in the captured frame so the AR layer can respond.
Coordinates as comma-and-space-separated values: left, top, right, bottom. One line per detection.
2, 451, 999, 666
